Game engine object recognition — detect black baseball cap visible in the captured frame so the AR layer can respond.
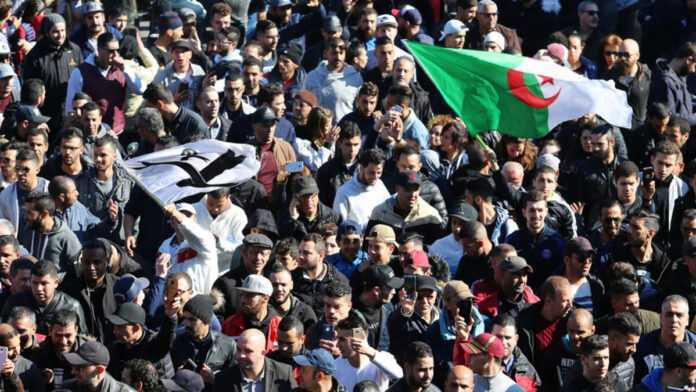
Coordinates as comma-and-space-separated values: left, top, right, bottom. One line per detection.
449, 202, 478, 221
63, 341, 110, 366
499, 256, 533, 273
395, 170, 422, 190
294, 176, 319, 197
566, 236, 595, 259
251, 106, 279, 124
162, 369, 205, 392
362, 264, 404, 289
664, 342, 696, 369
415, 275, 438, 292
107, 302, 146, 326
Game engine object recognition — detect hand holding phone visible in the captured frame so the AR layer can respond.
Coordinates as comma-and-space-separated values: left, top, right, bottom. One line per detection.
457, 299, 473, 323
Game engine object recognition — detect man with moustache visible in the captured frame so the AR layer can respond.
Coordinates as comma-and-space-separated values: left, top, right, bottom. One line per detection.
609, 39, 651, 129
561, 237, 607, 318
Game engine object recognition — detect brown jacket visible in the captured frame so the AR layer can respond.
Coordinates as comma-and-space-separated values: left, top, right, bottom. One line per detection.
466, 22, 523, 54
270, 137, 298, 183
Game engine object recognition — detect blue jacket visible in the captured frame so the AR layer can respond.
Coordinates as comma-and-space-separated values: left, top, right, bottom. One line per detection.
326, 250, 368, 279
635, 328, 696, 382
56, 200, 117, 243
636, 368, 663, 392
505, 226, 566, 290
70, 25, 123, 59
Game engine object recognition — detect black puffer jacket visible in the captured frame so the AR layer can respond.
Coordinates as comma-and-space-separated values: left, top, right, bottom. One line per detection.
1, 291, 88, 335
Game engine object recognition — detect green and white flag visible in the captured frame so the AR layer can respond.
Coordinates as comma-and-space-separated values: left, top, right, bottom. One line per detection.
404, 41, 633, 139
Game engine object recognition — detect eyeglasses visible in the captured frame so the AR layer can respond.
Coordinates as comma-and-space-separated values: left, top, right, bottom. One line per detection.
603, 217, 622, 223
583, 10, 599, 16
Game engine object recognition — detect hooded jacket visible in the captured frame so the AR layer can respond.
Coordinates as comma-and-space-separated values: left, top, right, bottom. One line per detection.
75, 165, 134, 234
170, 330, 237, 374
650, 59, 696, 125
61, 272, 118, 343
23, 217, 81, 274
22, 37, 82, 127
278, 202, 340, 241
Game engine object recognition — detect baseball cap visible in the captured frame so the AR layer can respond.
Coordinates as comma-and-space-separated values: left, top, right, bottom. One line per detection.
536, 153, 560, 171
251, 106, 279, 124
237, 274, 273, 296
294, 348, 336, 375
684, 237, 696, 257
271, 0, 293, 7
395, 170, 422, 190
162, 369, 204, 392
107, 303, 146, 326
113, 274, 150, 304
404, 250, 429, 269
499, 256, 533, 273
377, 14, 398, 28
415, 275, 438, 292
178, 8, 196, 23
171, 39, 193, 52
443, 280, 473, 302
0, 41, 10, 55
243, 233, 274, 249
81, 1, 104, 14
322, 16, 342, 33
399, 5, 422, 25
16, 105, 50, 123
0, 63, 15, 79
63, 341, 110, 366
547, 43, 570, 67
440, 19, 468, 41
363, 264, 404, 289
566, 236, 595, 259
664, 342, 696, 369
279, 43, 302, 65
294, 176, 319, 197
365, 224, 397, 245
461, 333, 506, 359
449, 202, 478, 221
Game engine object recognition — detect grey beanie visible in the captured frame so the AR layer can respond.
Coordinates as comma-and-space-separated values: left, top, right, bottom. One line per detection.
41, 13, 66, 35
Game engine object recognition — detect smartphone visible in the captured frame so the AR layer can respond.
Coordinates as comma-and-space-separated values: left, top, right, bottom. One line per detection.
123, 26, 138, 37
643, 166, 654, 183
285, 161, 305, 173
458, 299, 473, 322
320, 324, 335, 341
352, 328, 363, 339
404, 275, 417, 300
177, 82, 190, 94
53, 368, 64, 386
0, 346, 7, 368
186, 358, 199, 371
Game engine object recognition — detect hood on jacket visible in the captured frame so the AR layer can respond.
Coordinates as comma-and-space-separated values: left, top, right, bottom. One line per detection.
244, 208, 279, 239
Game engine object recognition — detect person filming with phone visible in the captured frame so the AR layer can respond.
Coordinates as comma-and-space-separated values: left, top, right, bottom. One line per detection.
0, 323, 43, 392
334, 311, 402, 391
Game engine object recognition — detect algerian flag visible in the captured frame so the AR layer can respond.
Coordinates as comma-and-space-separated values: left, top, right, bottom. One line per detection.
123, 140, 260, 205
404, 41, 633, 138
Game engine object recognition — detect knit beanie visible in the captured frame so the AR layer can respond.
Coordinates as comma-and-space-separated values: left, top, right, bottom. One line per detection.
41, 13, 65, 35
159, 11, 183, 32
183, 295, 214, 324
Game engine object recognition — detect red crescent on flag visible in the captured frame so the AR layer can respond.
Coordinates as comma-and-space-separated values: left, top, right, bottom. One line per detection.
507, 69, 561, 109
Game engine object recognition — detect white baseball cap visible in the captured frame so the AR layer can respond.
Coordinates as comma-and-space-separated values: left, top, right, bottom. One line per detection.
377, 14, 398, 28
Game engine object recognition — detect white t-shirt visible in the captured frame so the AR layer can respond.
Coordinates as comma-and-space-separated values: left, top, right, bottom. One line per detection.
334, 352, 403, 391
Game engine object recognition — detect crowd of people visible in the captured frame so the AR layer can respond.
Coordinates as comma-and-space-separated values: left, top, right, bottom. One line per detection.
0, 0, 690, 391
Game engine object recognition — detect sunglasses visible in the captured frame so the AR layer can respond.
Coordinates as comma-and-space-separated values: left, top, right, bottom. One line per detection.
604, 50, 619, 57
583, 10, 599, 16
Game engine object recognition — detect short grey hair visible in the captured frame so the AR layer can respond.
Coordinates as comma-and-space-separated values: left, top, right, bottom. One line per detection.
477, 0, 497, 12
661, 295, 689, 315
8, 306, 36, 325
577, 0, 597, 12
0, 219, 15, 236
135, 107, 165, 133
